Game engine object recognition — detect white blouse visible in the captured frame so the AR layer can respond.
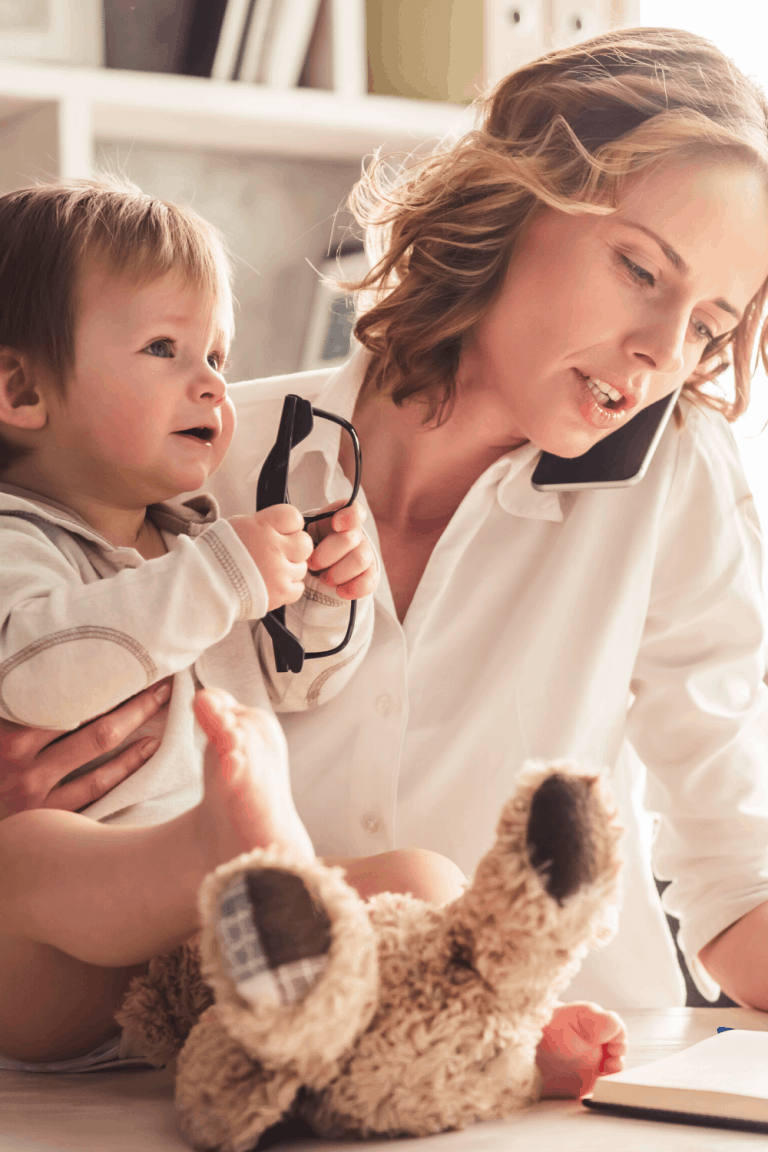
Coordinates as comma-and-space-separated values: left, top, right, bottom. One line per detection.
206, 349, 768, 1008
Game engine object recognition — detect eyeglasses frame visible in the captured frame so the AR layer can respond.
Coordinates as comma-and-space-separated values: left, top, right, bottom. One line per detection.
256, 393, 362, 674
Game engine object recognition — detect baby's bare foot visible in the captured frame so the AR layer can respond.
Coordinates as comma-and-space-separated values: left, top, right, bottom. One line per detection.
193, 689, 315, 870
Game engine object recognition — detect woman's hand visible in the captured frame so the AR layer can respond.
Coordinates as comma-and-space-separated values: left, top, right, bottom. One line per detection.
0, 681, 171, 820
308, 500, 378, 600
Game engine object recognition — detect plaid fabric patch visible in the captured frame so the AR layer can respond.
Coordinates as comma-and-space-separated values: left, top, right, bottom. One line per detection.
237, 954, 329, 1007
215, 873, 329, 1007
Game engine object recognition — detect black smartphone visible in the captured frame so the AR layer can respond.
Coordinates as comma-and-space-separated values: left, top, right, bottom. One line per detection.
530, 386, 682, 491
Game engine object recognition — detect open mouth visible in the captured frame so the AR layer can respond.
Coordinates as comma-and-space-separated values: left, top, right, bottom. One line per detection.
576, 371, 628, 412
175, 426, 215, 442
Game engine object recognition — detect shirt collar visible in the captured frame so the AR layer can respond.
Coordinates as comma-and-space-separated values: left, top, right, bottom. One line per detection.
247, 346, 564, 523
495, 445, 564, 522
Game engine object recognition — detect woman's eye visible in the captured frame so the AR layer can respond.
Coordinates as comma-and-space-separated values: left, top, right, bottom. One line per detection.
619, 254, 655, 288
692, 319, 715, 343
145, 339, 174, 358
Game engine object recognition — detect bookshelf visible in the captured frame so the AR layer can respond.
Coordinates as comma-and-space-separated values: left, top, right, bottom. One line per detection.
0, 58, 469, 189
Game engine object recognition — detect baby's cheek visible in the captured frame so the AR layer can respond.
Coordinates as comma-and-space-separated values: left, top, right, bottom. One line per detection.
215, 397, 237, 464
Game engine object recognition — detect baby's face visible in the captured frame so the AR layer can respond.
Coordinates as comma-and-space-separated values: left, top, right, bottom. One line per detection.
46, 264, 235, 507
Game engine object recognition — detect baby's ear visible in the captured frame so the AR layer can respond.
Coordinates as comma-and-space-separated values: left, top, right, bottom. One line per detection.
0, 349, 47, 429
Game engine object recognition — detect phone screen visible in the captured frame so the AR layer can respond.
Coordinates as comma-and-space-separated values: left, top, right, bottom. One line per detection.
530, 387, 682, 492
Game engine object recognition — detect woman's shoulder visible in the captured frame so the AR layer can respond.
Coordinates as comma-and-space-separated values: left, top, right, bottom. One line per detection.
671, 395, 748, 493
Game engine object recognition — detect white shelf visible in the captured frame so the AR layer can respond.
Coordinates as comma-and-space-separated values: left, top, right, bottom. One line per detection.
0, 59, 472, 165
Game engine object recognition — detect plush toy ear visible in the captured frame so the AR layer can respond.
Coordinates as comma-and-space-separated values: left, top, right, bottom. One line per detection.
0, 350, 48, 430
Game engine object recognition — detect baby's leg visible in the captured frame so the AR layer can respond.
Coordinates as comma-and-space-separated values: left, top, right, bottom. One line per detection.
0, 689, 312, 1063
333, 849, 467, 904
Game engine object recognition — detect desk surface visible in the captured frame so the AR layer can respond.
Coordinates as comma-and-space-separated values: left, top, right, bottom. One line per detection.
2, 1007, 767, 1152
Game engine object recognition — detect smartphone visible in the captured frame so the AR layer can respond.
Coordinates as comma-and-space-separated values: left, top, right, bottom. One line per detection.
530, 386, 682, 492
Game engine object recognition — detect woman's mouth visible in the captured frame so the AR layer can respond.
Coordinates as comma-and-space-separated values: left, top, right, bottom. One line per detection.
574, 370, 630, 429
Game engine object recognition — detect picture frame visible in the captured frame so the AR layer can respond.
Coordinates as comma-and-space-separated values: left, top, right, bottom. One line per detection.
0, 0, 103, 66
300, 248, 368, 372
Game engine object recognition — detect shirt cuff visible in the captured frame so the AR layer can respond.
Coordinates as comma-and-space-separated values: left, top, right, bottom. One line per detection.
199, 519, 269, 622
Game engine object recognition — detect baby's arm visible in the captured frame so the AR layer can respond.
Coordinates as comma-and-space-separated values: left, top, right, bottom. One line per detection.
0, 516, 271, 730
536, 1001, 627, 1098
257, 500, 378, 711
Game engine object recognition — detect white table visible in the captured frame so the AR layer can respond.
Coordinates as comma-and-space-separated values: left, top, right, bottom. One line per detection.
2, 1008, 767, 1151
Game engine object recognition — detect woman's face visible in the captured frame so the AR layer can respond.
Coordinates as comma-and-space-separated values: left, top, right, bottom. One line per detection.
460, 159, 768, 457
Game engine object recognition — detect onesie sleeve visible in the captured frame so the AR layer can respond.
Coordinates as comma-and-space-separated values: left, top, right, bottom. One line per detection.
255, 571, 375, 712
625, 402, 768, 1000
0, 517, 268, 730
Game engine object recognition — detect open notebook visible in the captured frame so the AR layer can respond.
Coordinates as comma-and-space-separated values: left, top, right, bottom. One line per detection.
583, 1028, 768, 1133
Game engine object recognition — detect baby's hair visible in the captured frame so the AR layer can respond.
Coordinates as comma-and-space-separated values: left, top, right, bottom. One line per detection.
0, 174, 233, 468
349, 27, 768, 423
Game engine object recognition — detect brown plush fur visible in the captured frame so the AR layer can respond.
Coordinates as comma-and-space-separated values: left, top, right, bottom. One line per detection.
118, 761, 622, 1150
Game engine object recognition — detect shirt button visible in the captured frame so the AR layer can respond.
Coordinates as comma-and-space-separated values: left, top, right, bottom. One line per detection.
376, 693, 392, 717
363, 815, 381, 834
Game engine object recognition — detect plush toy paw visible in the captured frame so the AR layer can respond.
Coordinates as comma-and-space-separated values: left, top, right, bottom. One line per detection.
214, 866, 332, 1009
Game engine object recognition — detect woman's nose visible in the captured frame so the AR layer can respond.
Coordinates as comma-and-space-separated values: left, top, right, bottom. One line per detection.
628, 314, 687, 376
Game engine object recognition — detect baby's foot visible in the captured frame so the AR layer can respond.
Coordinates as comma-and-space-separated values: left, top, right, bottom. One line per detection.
536, 1001, 627, 1098
193, 688, 315, 870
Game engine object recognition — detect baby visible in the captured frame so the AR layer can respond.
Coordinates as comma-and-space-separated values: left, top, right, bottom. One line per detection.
0, 177, 625, 1097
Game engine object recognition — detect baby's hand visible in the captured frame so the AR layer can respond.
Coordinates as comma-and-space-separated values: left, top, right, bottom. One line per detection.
536, 1001, 627, 1099
307, 500, 377, 600
228, 506, 313, 612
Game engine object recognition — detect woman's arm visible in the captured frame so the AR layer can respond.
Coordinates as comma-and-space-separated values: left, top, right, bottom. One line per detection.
627, 403, 768, 1007
0, 683, 170, 819
699, 900, 768, 1010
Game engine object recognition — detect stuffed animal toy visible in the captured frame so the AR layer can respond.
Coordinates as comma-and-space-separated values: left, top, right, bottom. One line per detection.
117, 761, 622, 1151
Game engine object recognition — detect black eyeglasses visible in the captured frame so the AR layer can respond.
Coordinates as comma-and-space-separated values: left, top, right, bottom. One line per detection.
256, 394, 362, 674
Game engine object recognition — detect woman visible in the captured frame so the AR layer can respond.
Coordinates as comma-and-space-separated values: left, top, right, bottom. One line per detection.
4, 26, 768, 1010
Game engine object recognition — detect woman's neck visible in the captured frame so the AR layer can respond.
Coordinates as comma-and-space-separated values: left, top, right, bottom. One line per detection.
346, 386, 527, 532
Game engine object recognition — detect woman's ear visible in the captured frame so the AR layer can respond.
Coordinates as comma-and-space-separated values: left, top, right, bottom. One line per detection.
0, 351, 47, 430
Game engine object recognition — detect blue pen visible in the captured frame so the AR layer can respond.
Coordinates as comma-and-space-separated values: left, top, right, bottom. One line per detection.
717, 1026, 733, 1033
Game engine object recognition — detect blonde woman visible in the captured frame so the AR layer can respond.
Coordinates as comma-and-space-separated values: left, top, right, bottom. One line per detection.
4, 27, 768, 1013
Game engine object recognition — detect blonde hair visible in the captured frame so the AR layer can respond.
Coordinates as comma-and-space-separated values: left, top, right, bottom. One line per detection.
350, 27, 768, 423
0, 175, 233, 468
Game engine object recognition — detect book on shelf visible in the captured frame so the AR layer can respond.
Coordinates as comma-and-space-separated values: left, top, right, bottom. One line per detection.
300, 0, 366, 97
104, 0, 363, 91
237, 0, 276, 84
211, 0, 254, 80
258, 0, 324, 89
583, 1029, 768, 1134
104, 0, 229, 77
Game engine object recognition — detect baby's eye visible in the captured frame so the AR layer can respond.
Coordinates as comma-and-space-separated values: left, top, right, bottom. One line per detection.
619, 254, 655, 288
144, 339, 174, 358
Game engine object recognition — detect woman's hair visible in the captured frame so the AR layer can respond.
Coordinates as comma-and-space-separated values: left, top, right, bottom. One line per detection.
349, 27, 768, 423
0, 174, 233, 469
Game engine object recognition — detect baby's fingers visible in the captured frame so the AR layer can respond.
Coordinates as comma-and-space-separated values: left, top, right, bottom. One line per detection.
285, 529, 314, 564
